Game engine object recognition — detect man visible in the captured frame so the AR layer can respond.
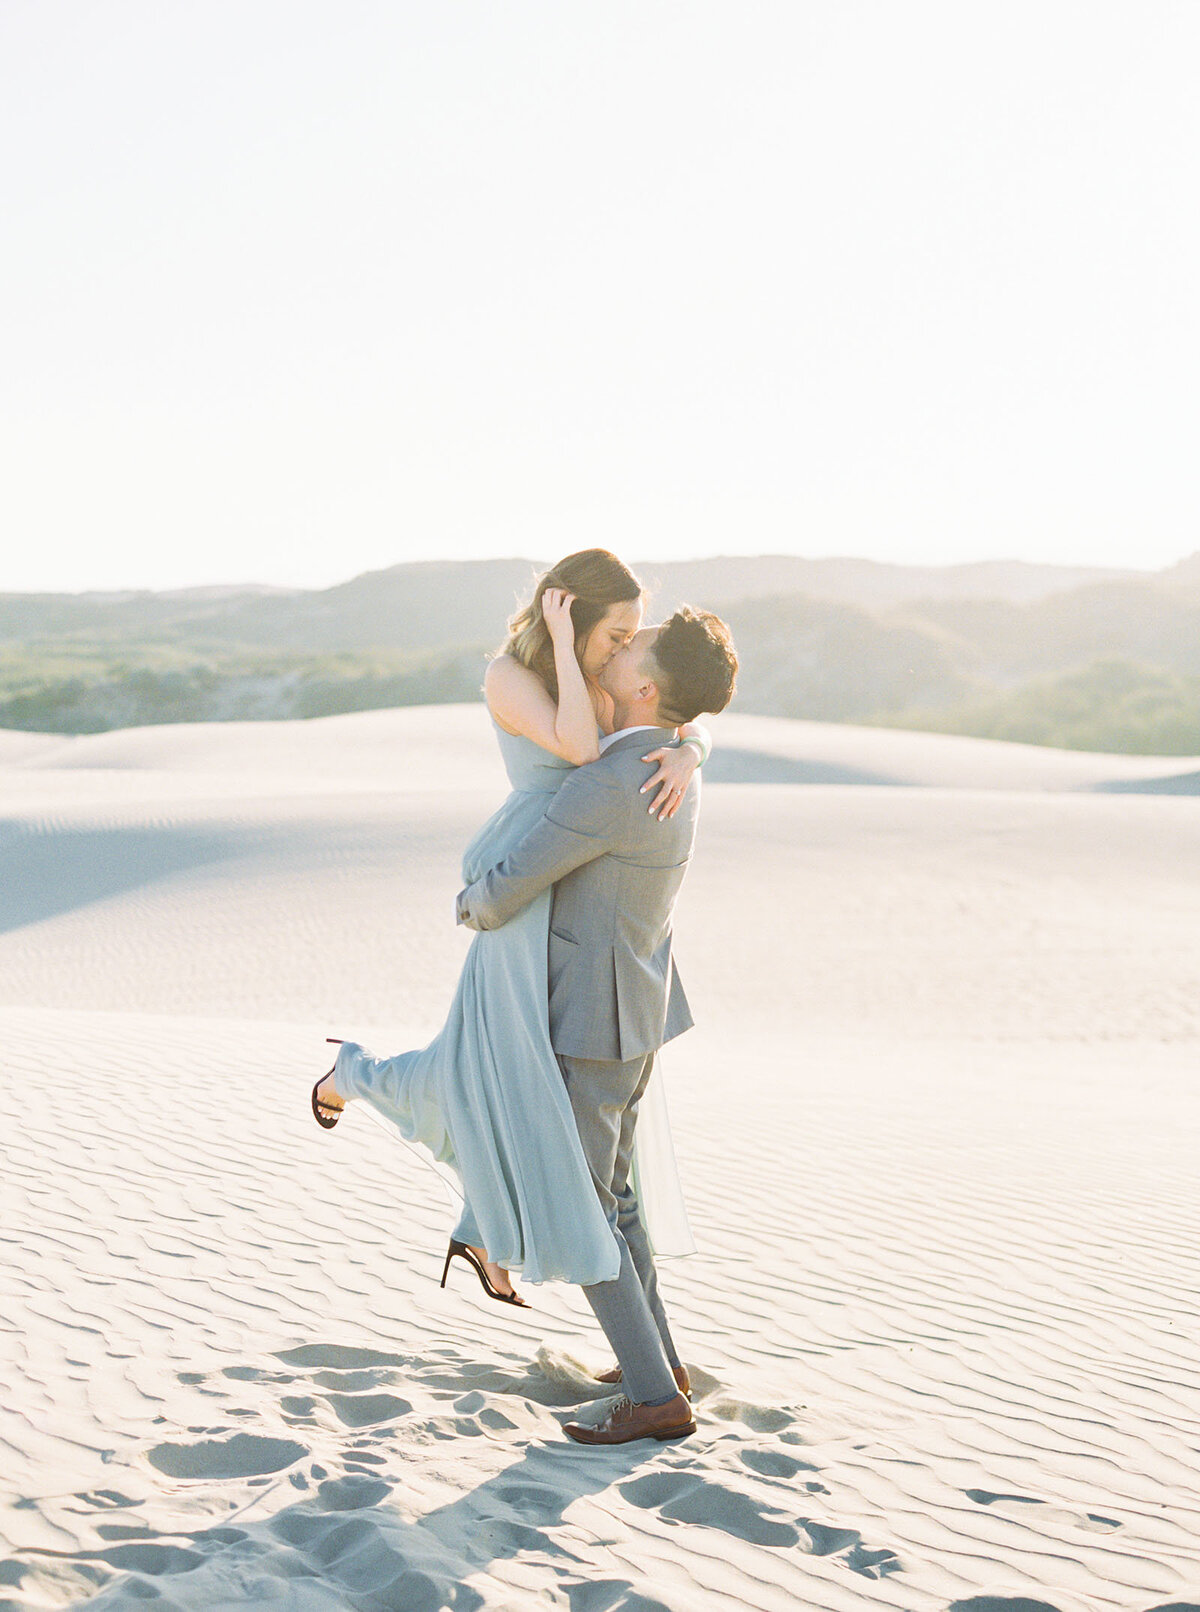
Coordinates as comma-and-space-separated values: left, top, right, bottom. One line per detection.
456, 606, 738, 1445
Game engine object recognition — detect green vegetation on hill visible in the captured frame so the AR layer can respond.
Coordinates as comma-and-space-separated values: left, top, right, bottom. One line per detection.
877, 661, 1200, 755
0, 554, 1150, 652
0, 642, 489, 734
712, 585, 1200, 755
2, 555, 1200, 752
715, 593, 972, 720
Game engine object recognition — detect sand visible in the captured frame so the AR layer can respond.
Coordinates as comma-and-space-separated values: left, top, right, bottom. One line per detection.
3, 704, 1199, 1611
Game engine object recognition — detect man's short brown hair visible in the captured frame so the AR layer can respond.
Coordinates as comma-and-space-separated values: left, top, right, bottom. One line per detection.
648, 606, 738, 725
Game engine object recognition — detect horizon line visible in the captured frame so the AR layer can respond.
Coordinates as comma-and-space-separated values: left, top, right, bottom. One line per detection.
9, 548, 1196, 601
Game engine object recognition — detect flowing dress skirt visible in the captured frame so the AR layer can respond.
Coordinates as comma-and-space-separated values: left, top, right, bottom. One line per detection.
333, 783, 696, 1285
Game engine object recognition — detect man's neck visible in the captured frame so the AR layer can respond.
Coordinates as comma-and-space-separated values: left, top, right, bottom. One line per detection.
611, 702, 662, 733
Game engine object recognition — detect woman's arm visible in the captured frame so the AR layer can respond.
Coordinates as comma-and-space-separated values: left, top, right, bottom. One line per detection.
639, 720, 713, 821
678, 720, 713, 765
485, 590, 601, 765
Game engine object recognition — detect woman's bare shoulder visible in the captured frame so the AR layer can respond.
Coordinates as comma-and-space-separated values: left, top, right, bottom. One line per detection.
485, 652, 534, 688
485, 653, 545, 707
485, 654, 558, 739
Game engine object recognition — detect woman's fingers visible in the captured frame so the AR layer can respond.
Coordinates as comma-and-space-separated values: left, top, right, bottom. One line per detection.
641, 773, 681, 819
640, 749, 688, 818
640, 741, 702, 818
543, 587, 575, 623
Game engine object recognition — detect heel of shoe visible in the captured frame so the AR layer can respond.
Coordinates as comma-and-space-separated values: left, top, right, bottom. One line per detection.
438, 1239, 529, 1308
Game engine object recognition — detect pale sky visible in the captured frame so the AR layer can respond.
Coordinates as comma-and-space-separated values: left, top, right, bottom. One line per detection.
2, 1, 1197, 594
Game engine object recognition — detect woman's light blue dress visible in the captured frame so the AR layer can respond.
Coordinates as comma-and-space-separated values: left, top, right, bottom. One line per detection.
332, 722, 695, 1286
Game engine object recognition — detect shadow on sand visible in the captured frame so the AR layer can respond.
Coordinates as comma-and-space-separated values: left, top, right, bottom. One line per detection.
2, 1339, 900, 1610
1093, 770, 1200, 796
704, 749, 905, 787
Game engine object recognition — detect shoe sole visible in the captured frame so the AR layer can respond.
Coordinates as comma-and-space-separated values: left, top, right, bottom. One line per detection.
565, 1419, 696, 1445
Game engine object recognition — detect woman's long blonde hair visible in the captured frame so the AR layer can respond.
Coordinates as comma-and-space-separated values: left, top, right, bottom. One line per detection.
501, 549, 642, 698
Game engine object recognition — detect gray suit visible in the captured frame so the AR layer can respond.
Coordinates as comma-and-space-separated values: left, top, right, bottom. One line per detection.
458, 728, 696, 1058
457, 727, 697, 1404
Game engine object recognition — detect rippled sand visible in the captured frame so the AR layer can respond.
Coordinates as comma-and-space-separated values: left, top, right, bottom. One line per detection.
3, 705, 1199, 1610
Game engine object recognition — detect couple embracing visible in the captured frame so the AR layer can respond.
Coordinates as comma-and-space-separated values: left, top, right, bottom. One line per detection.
311, 549, 738, 1446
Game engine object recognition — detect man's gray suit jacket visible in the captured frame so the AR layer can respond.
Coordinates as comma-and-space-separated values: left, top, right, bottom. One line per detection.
456, 727, 697, 1063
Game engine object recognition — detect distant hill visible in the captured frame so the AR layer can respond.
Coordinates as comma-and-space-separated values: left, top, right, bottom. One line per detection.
0, 553, 1169, 654
897, 579, 1200, 681
640, 554, 1142, 613
0, 561, 537, 653
4, 552, 1200, 751
1159, 551, 1200, 591
714, 592, 973, 721
717, 580, 1200, 732
879, 659, 1200, 756
0, 644, 491, 735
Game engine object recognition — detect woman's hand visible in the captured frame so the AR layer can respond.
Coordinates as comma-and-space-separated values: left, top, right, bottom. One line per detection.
542, 587, 577, 647
640, 741, 700, 821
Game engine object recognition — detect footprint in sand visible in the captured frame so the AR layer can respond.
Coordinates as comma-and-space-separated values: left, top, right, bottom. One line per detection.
145, 1432, 307, 1480
966, 1489, 1121, 1533
280, 1394, 318, 1420
316, 1474, 393, 1511
222, 1364, 294, 1383
560, 1576, 644, 1611
274, 1344, 411, 1370
841, 1541, 903, 1579
493, 1479, 574, 1524
324, 1392, 415, 1429
618, 1471, 799, 1547
75, 1489, 143, 1511
618, 1471, 902, 1577
208, 1346, 421, 1432
738, 1448, 818, 1479
950, 1599, 1066, 1612
705, 1395, 795, 1433
312, 1368, 398, 1392
800, 1521, 901, 1578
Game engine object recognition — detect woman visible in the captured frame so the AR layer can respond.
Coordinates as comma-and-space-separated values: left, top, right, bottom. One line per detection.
311, 550, 710, 1304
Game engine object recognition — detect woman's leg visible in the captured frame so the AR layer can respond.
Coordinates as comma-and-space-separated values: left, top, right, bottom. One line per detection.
452, 1199, 517, 1299
324, 1050, 520, 1299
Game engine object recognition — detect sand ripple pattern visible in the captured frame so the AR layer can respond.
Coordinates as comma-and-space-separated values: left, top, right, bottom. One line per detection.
3, 1008, 1198, 1610
3, 712, 1200, 1608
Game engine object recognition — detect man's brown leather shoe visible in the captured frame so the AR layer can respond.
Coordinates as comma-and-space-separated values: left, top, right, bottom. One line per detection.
564, 1391, 696, 1445
595, 1362, 691, 1399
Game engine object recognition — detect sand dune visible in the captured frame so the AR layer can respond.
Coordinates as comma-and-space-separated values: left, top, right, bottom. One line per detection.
10, 702, 1200, 793
3, 708, 1199, 1610
702, 710, 1200, 793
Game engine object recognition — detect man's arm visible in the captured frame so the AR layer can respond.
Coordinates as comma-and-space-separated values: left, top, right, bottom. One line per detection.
456, 765, 625, 931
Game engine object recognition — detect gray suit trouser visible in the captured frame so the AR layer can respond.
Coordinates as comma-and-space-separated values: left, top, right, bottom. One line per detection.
557, 1050, 682, 1405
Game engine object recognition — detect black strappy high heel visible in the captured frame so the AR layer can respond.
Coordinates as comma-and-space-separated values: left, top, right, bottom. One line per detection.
440, 1239, 530, 1307
311, 1038, 345, 1130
